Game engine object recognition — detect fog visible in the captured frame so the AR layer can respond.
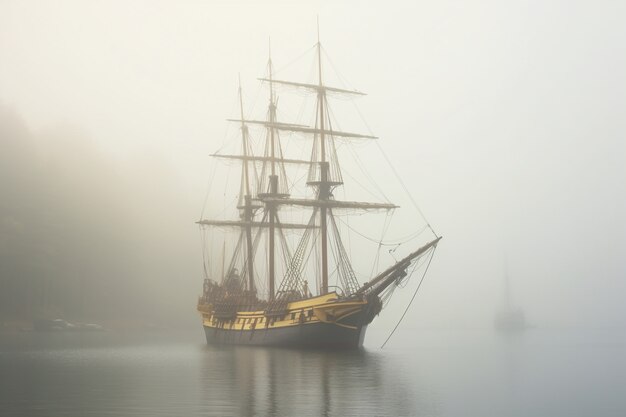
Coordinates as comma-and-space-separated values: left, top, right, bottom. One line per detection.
0, 106, 198, 326
1, 0, 625, 339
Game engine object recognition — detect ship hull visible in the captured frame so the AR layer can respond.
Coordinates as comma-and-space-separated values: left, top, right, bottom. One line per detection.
199, 292, 377, 349
203, 321, 367, 349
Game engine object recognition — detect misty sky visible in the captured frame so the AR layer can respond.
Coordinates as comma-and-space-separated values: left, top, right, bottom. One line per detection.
1, 0, 625, 337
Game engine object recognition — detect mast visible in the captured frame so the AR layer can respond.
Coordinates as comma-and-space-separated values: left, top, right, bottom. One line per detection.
238, 76, 255, 292
268, 44, 277, 300
317, 28, 330, 295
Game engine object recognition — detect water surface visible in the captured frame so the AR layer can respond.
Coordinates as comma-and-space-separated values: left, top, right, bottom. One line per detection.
1, 328, 624, 416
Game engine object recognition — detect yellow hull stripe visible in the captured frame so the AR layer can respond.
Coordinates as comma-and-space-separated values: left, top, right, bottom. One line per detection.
199, 292, 368, 331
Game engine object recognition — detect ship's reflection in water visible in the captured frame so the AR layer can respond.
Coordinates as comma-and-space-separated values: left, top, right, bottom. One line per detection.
0, 332, 434, 417
198, 346, 422, 417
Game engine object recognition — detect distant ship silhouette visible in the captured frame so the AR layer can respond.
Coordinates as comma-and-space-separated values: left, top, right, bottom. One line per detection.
494, 272, 527, 332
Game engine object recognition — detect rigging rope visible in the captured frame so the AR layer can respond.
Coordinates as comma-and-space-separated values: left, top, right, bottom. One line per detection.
370, 210, 394, 279
273, 44, 317, 76
380, 247, 437, 349
321, 46, 360, 95
200, 161, 217, 220
341, 92, 438, 240
336, 216, 428, 247
374, 141, 438, 238
200, 228, 210, 279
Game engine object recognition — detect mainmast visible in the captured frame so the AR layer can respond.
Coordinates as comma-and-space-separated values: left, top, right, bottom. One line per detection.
250, 33, 400, 299
316, 33, 330, 295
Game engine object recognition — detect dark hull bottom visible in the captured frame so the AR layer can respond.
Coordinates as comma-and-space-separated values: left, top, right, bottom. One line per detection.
203, 322, 368, 349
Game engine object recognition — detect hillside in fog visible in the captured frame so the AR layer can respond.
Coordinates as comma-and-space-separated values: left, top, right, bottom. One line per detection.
0, 106, 200, 327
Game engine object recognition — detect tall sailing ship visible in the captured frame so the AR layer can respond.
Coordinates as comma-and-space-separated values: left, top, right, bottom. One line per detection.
197, 35, 441, 349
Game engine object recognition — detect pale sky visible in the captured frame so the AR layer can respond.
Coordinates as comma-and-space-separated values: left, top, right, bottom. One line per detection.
2, 0, 625, 339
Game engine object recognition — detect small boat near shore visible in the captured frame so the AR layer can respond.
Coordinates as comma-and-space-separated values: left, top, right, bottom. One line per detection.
33, 318, 104, 332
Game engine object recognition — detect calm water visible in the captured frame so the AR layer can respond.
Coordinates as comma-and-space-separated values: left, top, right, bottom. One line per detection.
1, 327, 625, 417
